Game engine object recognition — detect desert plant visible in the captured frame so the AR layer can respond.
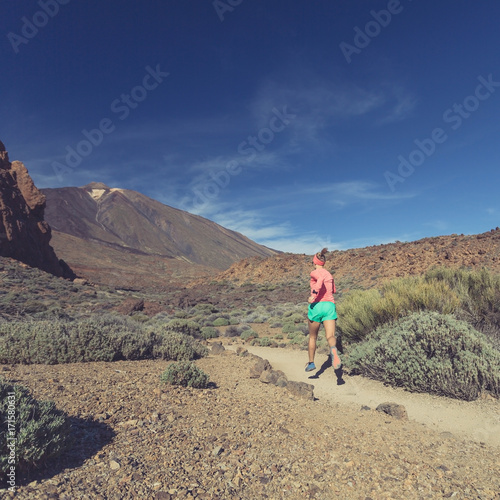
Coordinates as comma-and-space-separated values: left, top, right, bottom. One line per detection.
166, 319, 202, 338
174, 310, 189, 319
150, 327, 208, 361
200, 326, 219, 340
225, 325, 241, 337
337, 277, 461, 342
213, 317, 230, 327
0, 379, 70, 476
240, 329, 257, 341
281, 323, 298, 334
130, 313, 149, 323
345, 311, 500, 401
424, 267, 500, 348
160, 361, 210, 389
0, 316, 208, 364
289, 313, 305, 324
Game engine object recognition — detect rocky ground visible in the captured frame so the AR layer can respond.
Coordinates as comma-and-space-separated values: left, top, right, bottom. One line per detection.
2, 348, 499, 499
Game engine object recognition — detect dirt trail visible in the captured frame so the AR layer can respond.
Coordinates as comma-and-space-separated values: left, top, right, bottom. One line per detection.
228, 344, 500, 448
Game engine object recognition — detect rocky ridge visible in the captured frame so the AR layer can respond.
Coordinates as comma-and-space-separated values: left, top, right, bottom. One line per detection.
214, 229, 500, 290
0, 141, 73, 279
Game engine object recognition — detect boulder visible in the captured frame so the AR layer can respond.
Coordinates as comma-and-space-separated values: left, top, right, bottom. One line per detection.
259, 369, 285, 385
286, 381, 315, 400
249, 357, 272, 378
211, 342, 225, 355
376, 402, 408, 420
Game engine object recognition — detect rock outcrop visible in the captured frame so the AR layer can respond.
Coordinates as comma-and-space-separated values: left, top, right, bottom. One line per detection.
0, 140, 73, 278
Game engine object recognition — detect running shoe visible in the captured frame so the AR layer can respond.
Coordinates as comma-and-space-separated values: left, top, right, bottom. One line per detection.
305, 362, 316, 372
331, 347, 342, 370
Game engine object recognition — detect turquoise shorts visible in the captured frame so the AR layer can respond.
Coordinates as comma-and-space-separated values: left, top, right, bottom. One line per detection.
308, 302, 337, 323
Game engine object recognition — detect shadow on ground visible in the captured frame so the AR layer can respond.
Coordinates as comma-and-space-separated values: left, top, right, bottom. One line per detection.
15, 416, 116, 486
308, 356, 345, 385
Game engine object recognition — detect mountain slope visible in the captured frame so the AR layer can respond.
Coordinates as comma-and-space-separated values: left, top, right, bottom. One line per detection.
42, 182, 277, 289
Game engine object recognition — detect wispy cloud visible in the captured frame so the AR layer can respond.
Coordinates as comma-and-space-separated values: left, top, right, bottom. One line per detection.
422, 219, 449, 233
249, 72, 416, 152
303, 181, 414, 206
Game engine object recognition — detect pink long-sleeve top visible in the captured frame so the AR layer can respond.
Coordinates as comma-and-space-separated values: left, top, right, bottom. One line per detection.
309, 267, 336, 303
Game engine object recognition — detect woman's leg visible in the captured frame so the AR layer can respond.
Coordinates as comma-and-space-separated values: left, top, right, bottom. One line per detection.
324, 319, 341, 368
308, 319, 321, 363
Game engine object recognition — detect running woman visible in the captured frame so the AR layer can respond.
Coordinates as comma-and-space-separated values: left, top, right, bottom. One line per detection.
305, 248, 342, 372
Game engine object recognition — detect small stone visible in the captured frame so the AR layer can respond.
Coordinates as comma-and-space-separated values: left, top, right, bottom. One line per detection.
110, 460, 121, 470
155, 493, 171, 500
212, 446, 224, 456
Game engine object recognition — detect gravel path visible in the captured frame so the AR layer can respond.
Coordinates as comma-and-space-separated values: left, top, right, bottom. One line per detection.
236, 344, 500, 448
2, 350, 500, 499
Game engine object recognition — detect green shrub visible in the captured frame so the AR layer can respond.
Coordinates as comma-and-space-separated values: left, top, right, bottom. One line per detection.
200, 326, 219, 340
281, 323, 297, 334
213, 317, 230, 327
150, 327, 208, 361
160, 361, 210, 389
289, 313, 305, 324
424, 267, 500, 348
240, 329, 257, 341
22, 300, 48, 314
345, 311, 500, 400
0, 317, 208, 364
337, 277, 460, 342
166, 319, 202, 338
288, 336, 307, 346
192, 304, 219, 314
130, 313, 149, 323
174, 310, 189, 319
0, 379, 70, 476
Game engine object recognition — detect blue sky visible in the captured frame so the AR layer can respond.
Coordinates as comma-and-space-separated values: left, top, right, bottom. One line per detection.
2, 0, 500, 253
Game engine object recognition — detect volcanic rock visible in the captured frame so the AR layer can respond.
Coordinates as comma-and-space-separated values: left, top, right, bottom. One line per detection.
0, 140, 73, 278
376, 402, 408, 420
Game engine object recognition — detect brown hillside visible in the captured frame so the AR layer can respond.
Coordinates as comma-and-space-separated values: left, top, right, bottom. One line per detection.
214, 228, 500, 290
